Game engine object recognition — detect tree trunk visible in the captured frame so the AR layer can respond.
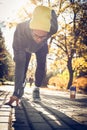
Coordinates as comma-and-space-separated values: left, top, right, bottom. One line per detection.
67, 57, 74, 89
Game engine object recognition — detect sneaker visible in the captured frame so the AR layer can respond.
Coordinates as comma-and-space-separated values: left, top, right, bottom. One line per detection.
33, 98, 41, 102
32, 87, 41, 102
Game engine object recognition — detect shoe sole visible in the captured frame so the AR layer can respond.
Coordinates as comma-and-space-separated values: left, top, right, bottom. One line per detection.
32, 99, 41, 103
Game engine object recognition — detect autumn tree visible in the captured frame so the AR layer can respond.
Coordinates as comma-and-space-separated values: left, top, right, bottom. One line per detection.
71, 2, 87, 77
0, 29, 14, 84
3, 0, 87, 88
48, 0, 87, 89
78, 2, 87, 46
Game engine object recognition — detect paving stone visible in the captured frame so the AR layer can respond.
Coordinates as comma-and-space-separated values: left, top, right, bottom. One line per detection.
12, 119, 29, 127
0, 106, 11, 111
74, 115, 87, 124
0, 123, 9, 130
11, 126, 31, 130
0, 116, 10, 123
71, 124, 87, 130
42, 114, 57, 121
48, 120, 73, 129
32, 122, 52, 130
0, 86, 87, 130
0, 111, 10, 116
27, 114, 46, 123
11, 109, 29, 127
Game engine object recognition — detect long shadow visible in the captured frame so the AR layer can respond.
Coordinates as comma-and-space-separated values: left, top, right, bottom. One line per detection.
39, 102, 87, 130
11, 99, 32, 130
42, 92, 87, 101
42, 93, 87, 107
11, 97, 87, 130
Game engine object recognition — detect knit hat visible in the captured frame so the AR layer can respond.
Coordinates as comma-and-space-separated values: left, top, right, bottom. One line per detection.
29, 6, 51, 32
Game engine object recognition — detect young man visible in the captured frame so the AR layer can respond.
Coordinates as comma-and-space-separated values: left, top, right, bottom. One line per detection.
29, 75, 34, 87
5, 5, 58, 105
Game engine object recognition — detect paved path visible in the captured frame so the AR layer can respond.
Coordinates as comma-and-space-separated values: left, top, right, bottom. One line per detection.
0, 85, 87, 130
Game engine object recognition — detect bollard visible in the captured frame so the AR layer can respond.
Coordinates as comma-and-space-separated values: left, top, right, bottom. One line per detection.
70, 86, 76, 99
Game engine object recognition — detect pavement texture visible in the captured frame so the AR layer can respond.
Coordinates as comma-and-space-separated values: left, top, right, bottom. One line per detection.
0, 85, 87, 130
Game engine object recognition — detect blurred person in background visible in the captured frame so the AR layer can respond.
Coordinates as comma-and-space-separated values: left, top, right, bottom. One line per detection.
29, 75, 34, 87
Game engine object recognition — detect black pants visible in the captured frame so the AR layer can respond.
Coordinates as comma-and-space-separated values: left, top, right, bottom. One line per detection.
13, 44, 48, 98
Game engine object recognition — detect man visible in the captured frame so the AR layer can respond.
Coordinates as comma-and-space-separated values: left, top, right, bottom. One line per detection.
5, 5, 58, 106
29, 75, 34, 87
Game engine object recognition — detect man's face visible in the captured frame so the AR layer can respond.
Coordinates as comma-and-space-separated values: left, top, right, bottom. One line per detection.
31, 29, 48, 44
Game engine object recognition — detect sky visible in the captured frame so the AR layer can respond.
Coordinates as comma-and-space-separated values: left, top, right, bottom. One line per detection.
0, 0, 29, 56
0, 0, 54, 21
0, 0, 28, 21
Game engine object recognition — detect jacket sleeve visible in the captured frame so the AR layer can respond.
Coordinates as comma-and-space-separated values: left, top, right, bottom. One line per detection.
13, 23, 26, 51
49, 10, 58, 36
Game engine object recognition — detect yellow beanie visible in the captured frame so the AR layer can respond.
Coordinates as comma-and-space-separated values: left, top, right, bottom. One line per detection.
29, 6, 51, 32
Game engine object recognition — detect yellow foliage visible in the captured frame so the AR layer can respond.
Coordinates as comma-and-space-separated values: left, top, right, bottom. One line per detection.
48, 76, 67, 90
48, 75, 87, 93
72, 76, 87, 93
73, 57, 87, 69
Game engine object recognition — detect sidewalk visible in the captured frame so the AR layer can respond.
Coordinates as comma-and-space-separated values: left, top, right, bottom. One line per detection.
0, 85, 87, 130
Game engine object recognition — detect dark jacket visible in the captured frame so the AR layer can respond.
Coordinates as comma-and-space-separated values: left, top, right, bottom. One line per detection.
13, 10, 58, 53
